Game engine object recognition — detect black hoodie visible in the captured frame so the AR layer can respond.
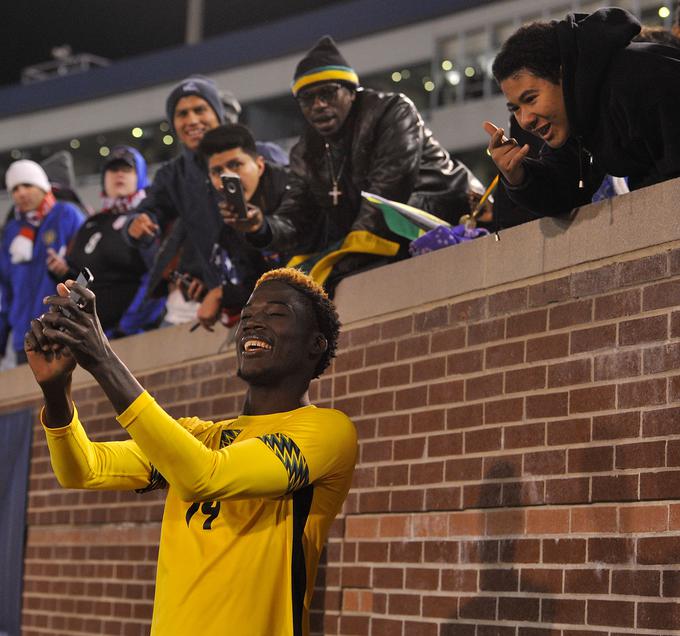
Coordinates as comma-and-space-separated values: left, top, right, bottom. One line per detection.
506, 8, 680, 216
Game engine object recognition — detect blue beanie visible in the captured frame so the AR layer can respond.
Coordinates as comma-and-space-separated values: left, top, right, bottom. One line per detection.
165, 76, 225, 129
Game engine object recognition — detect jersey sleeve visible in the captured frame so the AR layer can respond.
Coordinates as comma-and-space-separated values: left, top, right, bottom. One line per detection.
118, 392, 292, 501
42, 404, 152, 490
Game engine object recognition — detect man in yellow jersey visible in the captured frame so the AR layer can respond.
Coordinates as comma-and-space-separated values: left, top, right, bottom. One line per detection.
24, 267, 357, 636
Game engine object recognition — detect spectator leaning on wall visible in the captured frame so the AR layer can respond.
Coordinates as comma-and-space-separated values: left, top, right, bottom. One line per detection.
484, 7, 680, 218
0, 160, 84, 365
224, 36, 481, 292
194, 123, 290, 331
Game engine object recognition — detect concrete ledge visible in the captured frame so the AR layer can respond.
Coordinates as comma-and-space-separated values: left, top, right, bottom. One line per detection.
2, 176, 679, 406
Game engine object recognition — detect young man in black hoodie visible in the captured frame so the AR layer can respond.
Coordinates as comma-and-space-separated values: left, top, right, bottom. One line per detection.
484, 7, 680, 218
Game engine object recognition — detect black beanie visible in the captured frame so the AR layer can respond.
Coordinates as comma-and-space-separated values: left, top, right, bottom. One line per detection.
165, 75, 225, 128
292, 35, 359, 96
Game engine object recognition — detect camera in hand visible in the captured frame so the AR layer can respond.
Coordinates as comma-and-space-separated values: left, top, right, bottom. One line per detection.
220, 173, 248, 220
61, 267, 94, 319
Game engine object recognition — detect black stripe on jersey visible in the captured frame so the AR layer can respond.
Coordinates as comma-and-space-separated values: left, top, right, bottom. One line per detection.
135, 466, 167, 494
291, 484, 313, 636
258, 433, 310, 493
220, 429, 242, 448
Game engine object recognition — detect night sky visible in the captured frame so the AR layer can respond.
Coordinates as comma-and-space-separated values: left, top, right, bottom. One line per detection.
2, 0, 346, 87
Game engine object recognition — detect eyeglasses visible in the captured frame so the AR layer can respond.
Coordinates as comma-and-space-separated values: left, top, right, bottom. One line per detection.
295, 84, 343, 108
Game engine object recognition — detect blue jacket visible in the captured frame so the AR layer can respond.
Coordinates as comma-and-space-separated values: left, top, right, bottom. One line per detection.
0, 201, 85, 354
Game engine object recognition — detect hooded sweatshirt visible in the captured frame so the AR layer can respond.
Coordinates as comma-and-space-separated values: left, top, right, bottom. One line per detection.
506, 8, 680, 216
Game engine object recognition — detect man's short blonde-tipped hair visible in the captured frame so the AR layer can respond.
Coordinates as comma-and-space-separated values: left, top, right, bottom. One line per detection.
254, 267, 340, 378
255, 267, 329, 299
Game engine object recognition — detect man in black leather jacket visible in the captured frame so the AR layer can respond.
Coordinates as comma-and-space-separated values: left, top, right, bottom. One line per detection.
225, 36, 481, 290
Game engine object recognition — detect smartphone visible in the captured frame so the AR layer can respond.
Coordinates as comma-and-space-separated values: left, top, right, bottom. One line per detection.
61, 267, 94, 318
220, 173, 248, 219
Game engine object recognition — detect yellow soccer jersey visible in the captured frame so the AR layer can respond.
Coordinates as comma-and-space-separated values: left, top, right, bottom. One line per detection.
43, 391, 357, 636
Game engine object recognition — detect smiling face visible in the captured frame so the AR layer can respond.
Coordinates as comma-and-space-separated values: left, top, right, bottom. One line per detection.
296, 82, 356, 137
173, 95, 220, 151
234, 281, 324, 386
500, 69, 570, 148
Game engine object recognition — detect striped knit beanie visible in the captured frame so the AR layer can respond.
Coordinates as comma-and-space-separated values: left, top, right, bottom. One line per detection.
292, 36, 360, 96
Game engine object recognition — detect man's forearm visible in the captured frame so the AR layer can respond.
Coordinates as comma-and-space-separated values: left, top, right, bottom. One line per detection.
42, 379, 74, 429
90, 353, 146, 415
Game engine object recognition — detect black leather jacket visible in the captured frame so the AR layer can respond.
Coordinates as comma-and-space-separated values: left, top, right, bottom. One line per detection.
256, 88, 479, 255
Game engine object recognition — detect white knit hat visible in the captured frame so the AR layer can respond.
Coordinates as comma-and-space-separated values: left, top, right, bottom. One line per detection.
5, 159, 51, 193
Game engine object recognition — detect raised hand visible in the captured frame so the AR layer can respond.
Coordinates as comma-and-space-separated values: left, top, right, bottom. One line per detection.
483, 121, 530, 186
128, 213, 159, 239
25, 315, 76, 389
219, 201, 264, 234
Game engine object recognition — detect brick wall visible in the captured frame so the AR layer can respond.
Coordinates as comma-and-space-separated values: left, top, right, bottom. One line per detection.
6, 182, 680, 635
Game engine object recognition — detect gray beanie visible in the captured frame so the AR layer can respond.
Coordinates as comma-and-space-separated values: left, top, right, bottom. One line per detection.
165, 76, 225, 129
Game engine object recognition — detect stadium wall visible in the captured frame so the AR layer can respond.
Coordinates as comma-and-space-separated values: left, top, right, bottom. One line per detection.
4, 177, 680, 635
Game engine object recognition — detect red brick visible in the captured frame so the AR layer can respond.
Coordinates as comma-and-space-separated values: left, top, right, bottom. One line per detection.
465, 427, 502, 453
404, 567, 439, 590
485, 398, 524, 425
644, 342, 680, 374
411, 409, 445, 434
526, 508, 570, 534
378, 413, 410, 437
570, 324, 617, 354
618, 378, 666, 408
394, 386, 426, 410
642, 406, 680, 436
500, 538, 540, 563
616, 440, 665, 469
441, 569, 477, 592
381, 316, 413, 339
520, 568, 563, 594
376, 464, 409, 487
541, 598, 586, 625
391, 541, 424, 563
446, 349, 483, 375
390, 489, 424, 512
449, 297, 487, 324
414, 305, 449, 332
524, 450, 566, 476
565, 569, 609, 594
447, 404, 484, 430
592, 412, 639, 440
428, 379, 464, 405
643, 279, 680, 311
527, 333, 569, 361
459, 596, 496, 620
463, 482, 502, 509
548, 359, 592, 387
335, 348, 365, 372
421, 594, 458, 619
485, 341, 525, 368
465, 372, 503, 401
362, 440, 393, 463
396, 334, 429, 360
350, 324, 381, 346
619, 505, 668, 533
594, 350, 641, 381
568, 446, 613, 473
543, 539, 586, 564
425, 487, 461, 511
549, 299, 592, 330
430, 326, 466, 353
570, 385, 616, 413
611, 570, 660, 596
479, 569, 518, 591
619, 253, 667, 285
372, 567, 404, 589
349, 369, 379, 393
588, 538, 634, 564
410, 461, 444, 485
366, 341, 397, 366
379, 364, 411, 387
386, 593, 420, 616
363, 391, 395, 414
619, 314, 668, 346
445, 458, 483, 482
526, 392, 569, 418
588, 600, 634, 628
505, 365, 546, 393
594, 289, 640, 320
528, 276, 571, 307
506, 309, 547, 338
504, 422, 545, 449
672, 310, 680, 337
547, 417, 591, 445
488, 287, 528, 316
393, 438, 425, 461
637, 602, 680, 631
638, 536, 680, 564
641, 471, 680, 501
571, 265, 617, 296
468, 318, 505, 345
663, 570, 680, 597
591, 474, 639, 502
545, 477, 590, 505
426, 432, 463, 457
